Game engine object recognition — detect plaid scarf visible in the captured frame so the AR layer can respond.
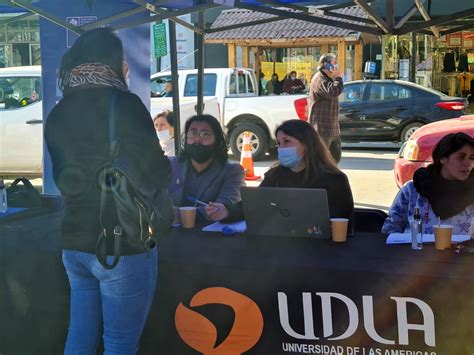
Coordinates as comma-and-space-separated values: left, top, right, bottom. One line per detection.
62, 63, 128, 92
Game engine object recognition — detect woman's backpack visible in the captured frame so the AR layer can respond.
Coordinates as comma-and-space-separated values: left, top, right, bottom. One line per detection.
96, 93, 173, 269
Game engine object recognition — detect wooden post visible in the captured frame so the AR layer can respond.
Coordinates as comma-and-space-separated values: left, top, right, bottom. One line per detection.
354, 42, 363, 80
228, 43, 236, 68
242, 46, 250, 68
321, 44, 329, 55
337, 40, 346, 76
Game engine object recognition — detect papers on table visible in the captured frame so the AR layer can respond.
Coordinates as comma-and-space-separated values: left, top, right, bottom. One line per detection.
386, 233, 471, 245
202, 220, 247, 233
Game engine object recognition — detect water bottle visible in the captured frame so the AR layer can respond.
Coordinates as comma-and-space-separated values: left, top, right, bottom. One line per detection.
411, 208, 423, 250
0, 179, 7, 213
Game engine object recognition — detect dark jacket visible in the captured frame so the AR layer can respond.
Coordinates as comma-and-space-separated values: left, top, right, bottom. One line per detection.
168, 157, 244, 221
44, 86, 170, 255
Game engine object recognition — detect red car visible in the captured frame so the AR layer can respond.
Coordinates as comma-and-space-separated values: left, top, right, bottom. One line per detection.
394, 114, 474, 188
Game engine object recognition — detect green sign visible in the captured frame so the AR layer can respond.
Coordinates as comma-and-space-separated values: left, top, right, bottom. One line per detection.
153, 23, 167, 58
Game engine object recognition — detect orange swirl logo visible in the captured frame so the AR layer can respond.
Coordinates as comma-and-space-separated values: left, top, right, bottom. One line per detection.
175, 287, 264, 354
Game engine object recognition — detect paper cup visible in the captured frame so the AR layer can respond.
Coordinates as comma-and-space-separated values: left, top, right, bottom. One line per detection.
179, 207, 197, 229
331, 218, 349, 242
434, 225, 453, 250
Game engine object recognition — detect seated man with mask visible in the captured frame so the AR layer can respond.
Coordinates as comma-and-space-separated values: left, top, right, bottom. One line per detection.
168, 114, 245, 222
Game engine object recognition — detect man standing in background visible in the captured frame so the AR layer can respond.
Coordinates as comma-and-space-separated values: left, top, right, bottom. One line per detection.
309, 53, 344, 163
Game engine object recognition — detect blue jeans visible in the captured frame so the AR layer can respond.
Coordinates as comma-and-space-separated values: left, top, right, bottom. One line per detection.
62, 248, 158, 355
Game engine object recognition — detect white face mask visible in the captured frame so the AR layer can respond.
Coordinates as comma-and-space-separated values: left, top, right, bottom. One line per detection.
157, 130, 171, 145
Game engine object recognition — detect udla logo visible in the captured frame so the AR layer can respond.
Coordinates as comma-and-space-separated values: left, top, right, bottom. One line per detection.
175, 287, 264, 354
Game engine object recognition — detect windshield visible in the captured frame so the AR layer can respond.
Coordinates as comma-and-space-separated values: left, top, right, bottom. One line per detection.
0, 76, 41, 109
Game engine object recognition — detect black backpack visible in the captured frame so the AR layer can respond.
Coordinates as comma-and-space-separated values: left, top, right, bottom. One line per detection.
7, 177, 42, 208
96, 93, 173, 269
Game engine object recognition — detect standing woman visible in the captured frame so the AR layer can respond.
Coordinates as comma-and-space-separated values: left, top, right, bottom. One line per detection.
44, 28, 170, 354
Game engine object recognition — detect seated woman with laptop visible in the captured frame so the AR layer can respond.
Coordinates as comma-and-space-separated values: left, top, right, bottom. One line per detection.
382, 132, 474, 235
168, 114, 245, 222
205, 120, 354, 226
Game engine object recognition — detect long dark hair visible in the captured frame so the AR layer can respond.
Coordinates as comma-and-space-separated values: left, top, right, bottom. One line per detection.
180, 114, 228, 164
59, 27, 125, 90
275, 120, 341, 182
431, 132, 474, 172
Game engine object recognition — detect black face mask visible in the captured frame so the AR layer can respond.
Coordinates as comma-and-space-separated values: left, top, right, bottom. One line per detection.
186, 143, 216, 163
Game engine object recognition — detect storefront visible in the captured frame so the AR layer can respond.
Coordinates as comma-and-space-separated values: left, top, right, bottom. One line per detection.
206, 6, 380, 93
381, 30, 474, 98
0, 12, 41, 67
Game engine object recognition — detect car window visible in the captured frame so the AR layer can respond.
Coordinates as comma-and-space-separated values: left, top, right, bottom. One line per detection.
340, 83, 366, 103
229, 74, 237, 95
368, 83, 412, 101
0, 76, 41, 110
183, 74, 217, 96
246, 73, 254, 94
151, 75, 172, 97
238, 72, 245, 94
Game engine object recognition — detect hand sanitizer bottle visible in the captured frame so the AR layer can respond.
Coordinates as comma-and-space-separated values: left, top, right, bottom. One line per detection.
411, 208, 423, 250
0, 179, 7, 213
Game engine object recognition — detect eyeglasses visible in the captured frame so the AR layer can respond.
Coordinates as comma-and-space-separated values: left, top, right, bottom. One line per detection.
187, 129, 214, 141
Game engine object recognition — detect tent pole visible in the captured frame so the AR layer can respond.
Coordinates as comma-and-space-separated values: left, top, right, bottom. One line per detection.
169, 19, 181, 156
196, 11, 205, 116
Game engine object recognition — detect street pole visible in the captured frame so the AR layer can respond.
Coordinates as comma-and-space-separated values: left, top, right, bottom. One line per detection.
196, 10, 204, 115
169, 19, 181, 155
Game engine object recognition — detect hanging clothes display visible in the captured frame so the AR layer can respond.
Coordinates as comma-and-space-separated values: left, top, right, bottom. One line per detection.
458, 53, 469, 72
443, 52, 456, 72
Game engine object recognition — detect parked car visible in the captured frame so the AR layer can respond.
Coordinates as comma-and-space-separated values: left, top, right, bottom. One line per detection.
0, 65, 43, 177
337, 80, 468, 143
394, 114, 474, 188
151, 68, 307, 160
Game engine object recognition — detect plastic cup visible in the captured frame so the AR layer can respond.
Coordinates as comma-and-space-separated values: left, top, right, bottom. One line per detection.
179, 207, 197, 229
331, 218, 349, 242
434, 225, 453, 250
172, 207, 181, 226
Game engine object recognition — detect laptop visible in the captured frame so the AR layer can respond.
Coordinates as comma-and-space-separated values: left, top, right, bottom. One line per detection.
241, 187, 331, 238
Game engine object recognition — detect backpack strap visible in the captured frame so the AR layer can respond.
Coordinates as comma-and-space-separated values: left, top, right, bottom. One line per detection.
96, 91, 123, 270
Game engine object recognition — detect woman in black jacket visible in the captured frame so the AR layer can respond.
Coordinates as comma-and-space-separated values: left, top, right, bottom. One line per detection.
206, 120, 354, 228
44, 28, 170, 354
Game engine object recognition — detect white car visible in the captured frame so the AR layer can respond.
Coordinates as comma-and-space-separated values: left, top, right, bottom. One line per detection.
0, 65, 43, 177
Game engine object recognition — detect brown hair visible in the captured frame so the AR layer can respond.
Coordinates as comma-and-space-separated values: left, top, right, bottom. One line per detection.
153, 110, 174, 127
275, 119, 341, 183
431, 132, 474, 172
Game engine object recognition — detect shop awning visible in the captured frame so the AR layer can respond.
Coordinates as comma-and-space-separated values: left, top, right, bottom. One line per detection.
205, 5, 376, 44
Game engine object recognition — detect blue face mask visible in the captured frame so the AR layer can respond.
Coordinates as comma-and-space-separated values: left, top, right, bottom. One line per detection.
278, 146, 302, 168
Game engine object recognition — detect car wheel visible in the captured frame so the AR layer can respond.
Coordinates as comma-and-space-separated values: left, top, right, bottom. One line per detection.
230, 123, 269, 161
400, 122, 423, 143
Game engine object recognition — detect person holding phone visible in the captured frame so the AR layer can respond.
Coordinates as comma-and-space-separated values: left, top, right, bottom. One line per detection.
309, 53, 344, 163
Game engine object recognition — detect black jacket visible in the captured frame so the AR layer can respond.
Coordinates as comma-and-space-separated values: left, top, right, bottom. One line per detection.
45, 86, 170, 254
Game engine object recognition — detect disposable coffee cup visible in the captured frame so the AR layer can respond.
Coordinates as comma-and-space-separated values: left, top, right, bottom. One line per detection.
179, 207, 197, 229
331, 218, 349, 242
434, 225, 453, 250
